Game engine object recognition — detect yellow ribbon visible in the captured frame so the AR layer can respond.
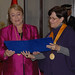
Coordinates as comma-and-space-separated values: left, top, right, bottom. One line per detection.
49, 24, 67, 44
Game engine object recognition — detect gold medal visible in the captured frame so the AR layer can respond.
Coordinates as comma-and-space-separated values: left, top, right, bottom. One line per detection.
49, 53, 55, 60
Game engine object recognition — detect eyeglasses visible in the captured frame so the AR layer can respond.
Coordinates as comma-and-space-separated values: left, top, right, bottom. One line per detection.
49, 17, 58, 20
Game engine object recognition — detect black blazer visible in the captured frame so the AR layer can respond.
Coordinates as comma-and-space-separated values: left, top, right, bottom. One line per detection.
67, 16, 75, 31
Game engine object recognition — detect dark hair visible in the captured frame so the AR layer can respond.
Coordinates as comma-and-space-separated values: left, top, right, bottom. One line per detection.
8, 4, 24, 24
48, 6, 68, 24
61, 4, 72, 10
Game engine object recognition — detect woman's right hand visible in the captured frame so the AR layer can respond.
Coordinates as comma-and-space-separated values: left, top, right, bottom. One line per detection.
4, 49, 15, 57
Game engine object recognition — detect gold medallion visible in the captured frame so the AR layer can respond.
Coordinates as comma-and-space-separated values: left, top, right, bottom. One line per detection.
49, 53, 55, 60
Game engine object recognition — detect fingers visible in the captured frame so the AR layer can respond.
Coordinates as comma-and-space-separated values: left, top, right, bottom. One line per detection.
5, 49, 15, 57
49, 43, 54, 46
33, 51, 40, 55
46, 43, 60, 51
21, 51, 29, 58
46, 43, 56, 50
21, 51, 35, 59
46, 45, 55, 50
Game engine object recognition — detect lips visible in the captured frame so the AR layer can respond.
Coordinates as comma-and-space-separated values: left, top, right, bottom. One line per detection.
15, 20, 19, 22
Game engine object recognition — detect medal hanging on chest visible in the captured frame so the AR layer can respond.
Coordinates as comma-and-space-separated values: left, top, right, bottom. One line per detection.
49, 24, 67, 60
49, 31, 55, 60
49, 53, 55, 60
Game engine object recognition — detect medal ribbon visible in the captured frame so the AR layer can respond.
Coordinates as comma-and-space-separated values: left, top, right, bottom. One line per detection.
49, 24, 67, 60
49, 24, 67, 44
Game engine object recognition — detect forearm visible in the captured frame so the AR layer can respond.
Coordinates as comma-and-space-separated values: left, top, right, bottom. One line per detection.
0, 48, 8, 61
31, 53, 45, 61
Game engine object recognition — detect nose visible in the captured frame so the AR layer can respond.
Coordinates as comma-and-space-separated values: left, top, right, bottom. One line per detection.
15, 15, 18, 18
49, 19, 53, 23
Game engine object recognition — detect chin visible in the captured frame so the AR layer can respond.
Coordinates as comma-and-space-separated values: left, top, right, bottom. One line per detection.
51, 25, 55, 28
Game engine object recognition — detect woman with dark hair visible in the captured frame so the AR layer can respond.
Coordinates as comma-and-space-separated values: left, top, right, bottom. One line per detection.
0, 4, 39, 75
38, 6, 75, 75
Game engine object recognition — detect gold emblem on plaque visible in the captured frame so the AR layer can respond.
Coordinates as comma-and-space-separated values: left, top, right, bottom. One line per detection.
49, 53, 55, 60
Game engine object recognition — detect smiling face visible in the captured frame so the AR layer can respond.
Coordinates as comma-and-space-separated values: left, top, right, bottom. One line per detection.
49, 12, 64, 28
9, 8, 23, 26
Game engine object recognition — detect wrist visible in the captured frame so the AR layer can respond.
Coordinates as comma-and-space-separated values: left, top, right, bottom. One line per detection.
56, 45, 60, 51
4, 52, 7, 57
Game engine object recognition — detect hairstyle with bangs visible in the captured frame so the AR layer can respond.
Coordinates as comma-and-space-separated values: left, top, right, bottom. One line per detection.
48, 6, 68, 24
8, 4, 24, 24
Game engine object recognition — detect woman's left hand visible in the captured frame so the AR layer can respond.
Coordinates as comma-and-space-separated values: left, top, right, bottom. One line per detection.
46, 43, 60, 51
21, 51, 35, 59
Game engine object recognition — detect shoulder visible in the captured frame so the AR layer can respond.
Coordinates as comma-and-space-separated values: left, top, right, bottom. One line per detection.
24, 24, 38, 31
24, 24, 37, 28
0, 25, 13, 34
70, 16, 75, 20
70, 16, 75, 18
64, 26, 75, 36
1, 25, 12, 31
66, 26, 74, 32
45, 32, 50, 38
